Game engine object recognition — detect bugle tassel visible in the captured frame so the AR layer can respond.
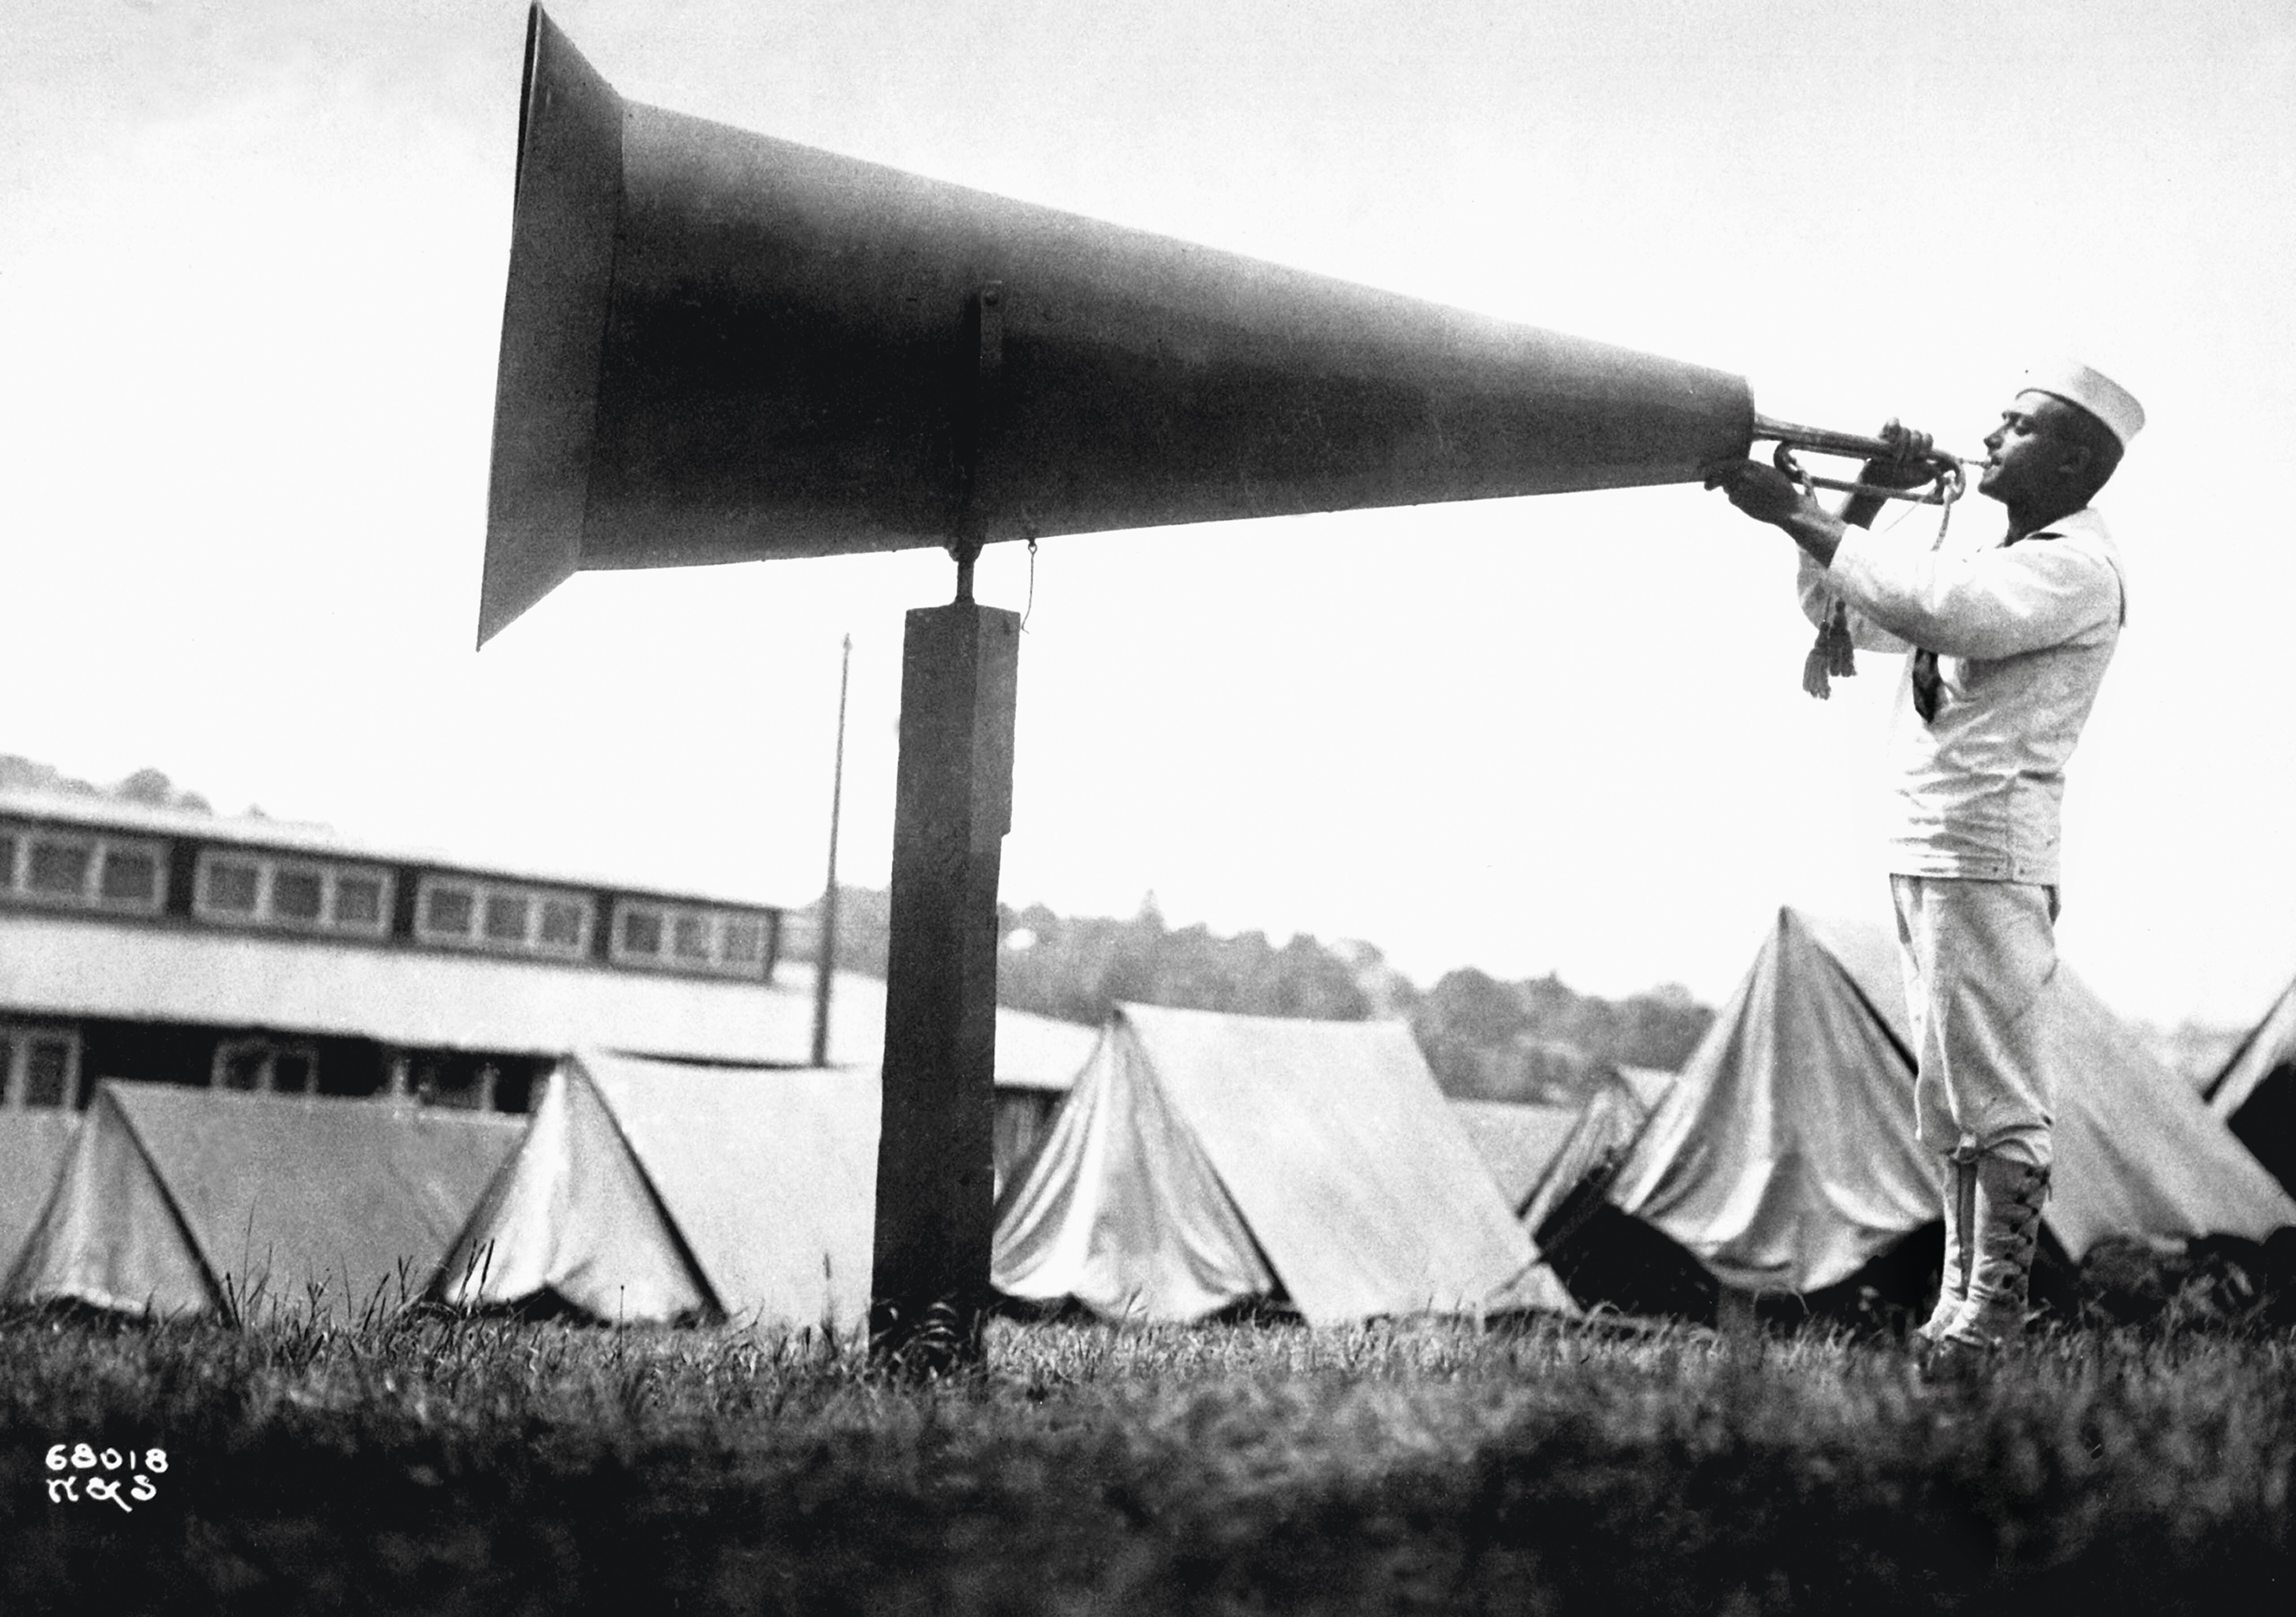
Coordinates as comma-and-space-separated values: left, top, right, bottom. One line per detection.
1802, 598, 1856, 700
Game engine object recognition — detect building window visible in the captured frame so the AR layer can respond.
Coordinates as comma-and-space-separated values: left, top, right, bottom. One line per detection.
672, 913, 711, 960
414, 875, 592, 960
539, 898, 586, 949
619, 908, 663, 957
203, 856, 262, 914
99, 846, 160, 904
271, 865, 325, 922
0, 825, 168, 915
2, 1025, 81, 1110
215, 1043, 263, 1091
212, 1037, 319, 1095
482, 892, 530, 943
722, 915, 767, 965
422, 882, 476, 938
26, 839, 91, 895
273, 1048, 316, 1094
333, 873, 385, 927
609, 900, 775, 978
406, 1051, 546, 1113
193, 850, 393, 937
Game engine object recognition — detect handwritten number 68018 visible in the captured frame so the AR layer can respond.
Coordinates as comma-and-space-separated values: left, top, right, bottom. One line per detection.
46, 1445, 167, 1473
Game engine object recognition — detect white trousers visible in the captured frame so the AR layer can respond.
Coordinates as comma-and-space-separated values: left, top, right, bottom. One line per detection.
1890, 874, 2060, 1172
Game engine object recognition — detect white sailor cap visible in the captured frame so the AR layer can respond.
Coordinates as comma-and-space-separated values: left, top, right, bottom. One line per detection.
2021, 358, 2145, 447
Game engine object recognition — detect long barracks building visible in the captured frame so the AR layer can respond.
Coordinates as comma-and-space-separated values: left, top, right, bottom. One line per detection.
0, 787, 1093, 1135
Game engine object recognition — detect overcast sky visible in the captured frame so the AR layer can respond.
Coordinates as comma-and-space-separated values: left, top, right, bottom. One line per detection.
4, 0, 2292, 1027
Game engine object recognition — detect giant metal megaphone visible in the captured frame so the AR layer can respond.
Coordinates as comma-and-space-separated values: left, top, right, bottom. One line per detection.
483, 5, 1766, 644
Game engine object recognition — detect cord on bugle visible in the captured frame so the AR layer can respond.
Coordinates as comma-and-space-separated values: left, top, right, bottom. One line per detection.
1743, 415, 1976, 701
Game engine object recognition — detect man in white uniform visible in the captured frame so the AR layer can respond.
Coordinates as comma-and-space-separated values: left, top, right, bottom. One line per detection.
1705, 361, 2142, 1368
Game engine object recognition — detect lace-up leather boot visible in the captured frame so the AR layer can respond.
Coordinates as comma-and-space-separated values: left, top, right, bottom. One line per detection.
1914, 1151, 1977, 1349
1926, 1154, 2049, 1376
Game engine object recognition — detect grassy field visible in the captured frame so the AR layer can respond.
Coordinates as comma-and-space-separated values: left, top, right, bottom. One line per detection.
3, 1307, 2290, 1615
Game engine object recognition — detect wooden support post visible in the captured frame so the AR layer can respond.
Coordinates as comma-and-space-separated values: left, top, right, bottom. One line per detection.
869, 599, 1018, 1369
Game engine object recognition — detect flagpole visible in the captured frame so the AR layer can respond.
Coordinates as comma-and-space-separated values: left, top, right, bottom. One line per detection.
811, 633, 852, 1068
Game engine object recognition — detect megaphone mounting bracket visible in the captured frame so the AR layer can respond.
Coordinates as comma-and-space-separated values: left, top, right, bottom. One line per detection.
947, 281, 1006, 604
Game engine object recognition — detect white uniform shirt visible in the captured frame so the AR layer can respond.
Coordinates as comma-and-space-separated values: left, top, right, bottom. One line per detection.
1797, 506, 2125, 884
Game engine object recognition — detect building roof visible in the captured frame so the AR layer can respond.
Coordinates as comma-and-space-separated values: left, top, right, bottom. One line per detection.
795, 967, 1100, 1092
0, 907, 1097, 1085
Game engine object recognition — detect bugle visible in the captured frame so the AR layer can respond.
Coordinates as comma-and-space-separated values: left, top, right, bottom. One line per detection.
1751, 413, 1983, 507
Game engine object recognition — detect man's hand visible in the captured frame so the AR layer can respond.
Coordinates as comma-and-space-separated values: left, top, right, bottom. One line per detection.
1858, 417, 1937, 490
1704, 459, 1847, 566
1704, 461, 1816, 525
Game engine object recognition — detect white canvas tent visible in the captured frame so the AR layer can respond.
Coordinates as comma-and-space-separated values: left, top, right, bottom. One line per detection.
1608, 909, 2296, 1295
0, 1110, 78, 1276
1450, 1098, 1583, 1211
2208, 977, 2296, 1121
1515, 1068, 1672, 1244
436, 1051, 879, 1330
993, 1003, 1573, 1323
5, 1084, 520, 1318
2204, 973, 2296, 1198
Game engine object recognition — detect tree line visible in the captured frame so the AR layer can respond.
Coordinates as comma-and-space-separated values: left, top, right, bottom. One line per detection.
0, 756, 213, 812
794, 886, 1713, 1107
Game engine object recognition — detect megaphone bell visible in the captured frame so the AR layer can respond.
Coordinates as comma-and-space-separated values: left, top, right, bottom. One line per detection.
481, 5, 1760, 644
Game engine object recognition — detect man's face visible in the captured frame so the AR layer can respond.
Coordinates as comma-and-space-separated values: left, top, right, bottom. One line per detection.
1977, 390, 2084, 505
